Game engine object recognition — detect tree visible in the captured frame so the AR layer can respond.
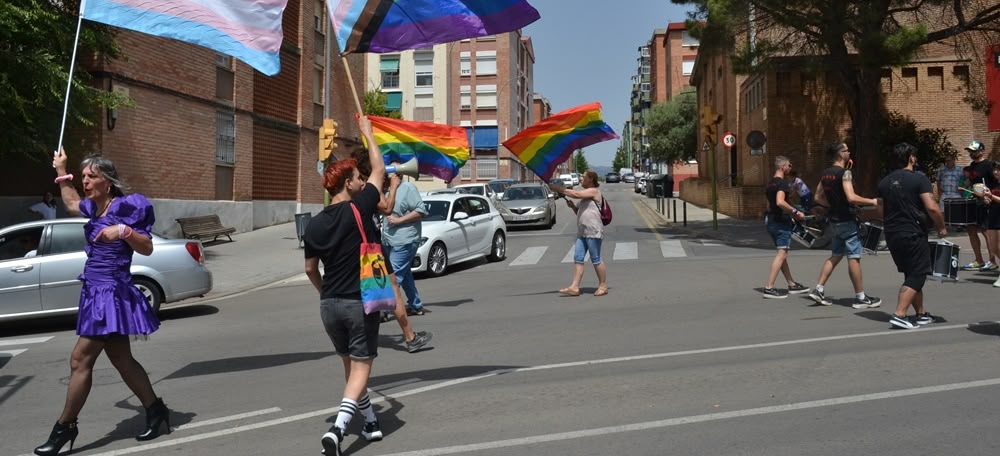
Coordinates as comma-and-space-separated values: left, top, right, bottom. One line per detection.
866, 111, 958, 179
572, 149, 590, 173
646, 89, 698, 164
612, 143, 630, 172
362, 88, 402, 119
674, 0, 1000, 190
1, 0, 126, 163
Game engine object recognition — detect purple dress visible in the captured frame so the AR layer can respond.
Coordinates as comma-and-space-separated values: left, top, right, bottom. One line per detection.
77, 194, 160, 336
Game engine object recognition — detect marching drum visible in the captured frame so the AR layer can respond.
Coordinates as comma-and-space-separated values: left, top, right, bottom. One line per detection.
858, 222, 883, 254
928, 239, 960, 281
791, 221, 819, 248
943, 198, 977, 225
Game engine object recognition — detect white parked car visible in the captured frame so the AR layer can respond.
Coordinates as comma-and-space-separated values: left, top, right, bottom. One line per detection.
557, 173, 574, 187
452, 182, 502, 204
413, 193, 507, 277
570, 173, 581, 186
633, 172, 648, 193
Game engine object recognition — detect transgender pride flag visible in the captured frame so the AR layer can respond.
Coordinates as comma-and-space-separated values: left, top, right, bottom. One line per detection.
80, 0, 288, 76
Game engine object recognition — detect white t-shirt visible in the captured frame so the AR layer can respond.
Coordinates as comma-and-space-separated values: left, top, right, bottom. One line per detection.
30, 202, 57, 220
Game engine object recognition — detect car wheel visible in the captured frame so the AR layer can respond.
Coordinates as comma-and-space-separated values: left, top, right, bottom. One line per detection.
133, 277, 163, 312
549, 213, 556, 228
427, 242, 448, 277
487, 231, 506, 261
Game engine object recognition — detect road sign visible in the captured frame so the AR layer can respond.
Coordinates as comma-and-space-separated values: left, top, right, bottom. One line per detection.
703, 141, 711, 151
722, 132, 736, 148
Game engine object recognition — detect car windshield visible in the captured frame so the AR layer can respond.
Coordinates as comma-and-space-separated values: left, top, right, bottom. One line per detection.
456, 186, 484, 195
423, 201, 451, 221
488, 182, 509, 194
503, 187, 545, 201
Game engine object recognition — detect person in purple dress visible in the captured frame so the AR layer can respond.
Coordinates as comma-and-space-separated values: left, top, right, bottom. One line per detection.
33, 148, 169, 456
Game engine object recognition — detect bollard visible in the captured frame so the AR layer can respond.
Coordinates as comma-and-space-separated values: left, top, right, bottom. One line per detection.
673, 199, 678, 223
683, 201, 687, 226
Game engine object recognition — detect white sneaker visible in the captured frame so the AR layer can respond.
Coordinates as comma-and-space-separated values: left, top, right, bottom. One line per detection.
993, 277, 1000, 288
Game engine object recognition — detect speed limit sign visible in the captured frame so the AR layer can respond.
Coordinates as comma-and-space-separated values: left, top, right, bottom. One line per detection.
722, 132, 736, 148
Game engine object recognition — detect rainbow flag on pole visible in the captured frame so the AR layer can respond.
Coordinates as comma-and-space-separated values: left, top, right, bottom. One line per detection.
80, 0, 288, 76
502, 102, 619, 181
368, 116, 470, 182
328, 0, 540, 54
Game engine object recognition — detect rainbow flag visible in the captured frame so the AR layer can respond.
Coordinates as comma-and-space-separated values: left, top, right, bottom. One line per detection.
80, 0, 288, 76
368, 116, 470, 181
502, 102, 619, 181
328, 0, 540, 54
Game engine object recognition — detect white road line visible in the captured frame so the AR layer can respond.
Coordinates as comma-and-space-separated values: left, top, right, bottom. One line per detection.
64, 323, 971, 456
0, 349, 28, 358
613, 242, 638, 261
376, 377, 1000, 456
659, 240, 686, 258
509, 246, 548, 266
699, 239, 724, 246
172, 407, 282, 431
561, 246, 578, 263
0, 336, 53, 347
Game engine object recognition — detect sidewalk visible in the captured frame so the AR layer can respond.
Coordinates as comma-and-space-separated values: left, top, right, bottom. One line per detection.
194, 221, 306, 301
637, 197, 773, 248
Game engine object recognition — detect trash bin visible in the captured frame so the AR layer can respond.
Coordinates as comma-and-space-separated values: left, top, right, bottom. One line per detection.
294, 212, 312, 247
646, 174, 666, 198
662, 174, 674, 198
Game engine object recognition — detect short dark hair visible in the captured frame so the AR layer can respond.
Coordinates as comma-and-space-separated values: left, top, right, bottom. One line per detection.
826, 142, 847, 162
889, 142, 917, 169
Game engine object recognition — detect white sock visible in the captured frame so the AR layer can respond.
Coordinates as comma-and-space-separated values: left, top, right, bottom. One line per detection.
358, 393, 377, 423
814, 284, 824, 293
856, 291, 866, 300
335, 398, 358, 431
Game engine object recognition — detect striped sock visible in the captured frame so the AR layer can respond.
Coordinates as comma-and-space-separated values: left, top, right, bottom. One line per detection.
335, 398, 358, 431
358, 393, 377, 423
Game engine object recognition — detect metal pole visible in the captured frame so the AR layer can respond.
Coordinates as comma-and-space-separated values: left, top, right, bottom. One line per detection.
683, 201, 687, 227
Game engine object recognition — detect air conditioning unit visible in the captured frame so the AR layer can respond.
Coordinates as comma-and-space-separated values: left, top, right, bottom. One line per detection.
460, 69, 471, 75
215, 54, 232, 68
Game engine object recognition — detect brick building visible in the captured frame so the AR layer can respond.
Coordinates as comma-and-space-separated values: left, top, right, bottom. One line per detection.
685, 43, 999, 219
1, 0, 368, 235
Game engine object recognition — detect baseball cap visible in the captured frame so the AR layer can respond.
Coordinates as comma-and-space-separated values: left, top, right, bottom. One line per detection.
965, 140, 985, 152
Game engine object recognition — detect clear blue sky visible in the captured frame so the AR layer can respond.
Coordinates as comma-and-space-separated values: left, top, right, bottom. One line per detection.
523, 0, 694, 168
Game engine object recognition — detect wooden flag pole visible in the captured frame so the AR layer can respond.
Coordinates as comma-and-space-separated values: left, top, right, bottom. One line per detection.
340, 57, 365, 115
56, 7, 88, 158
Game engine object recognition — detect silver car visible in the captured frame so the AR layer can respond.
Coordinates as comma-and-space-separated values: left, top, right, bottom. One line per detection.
0, 218, 212, 322
499, 183, 557, 229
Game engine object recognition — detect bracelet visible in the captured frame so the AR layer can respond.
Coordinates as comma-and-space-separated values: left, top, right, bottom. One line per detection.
54, 174, 73, 184
124, 226, 134, 239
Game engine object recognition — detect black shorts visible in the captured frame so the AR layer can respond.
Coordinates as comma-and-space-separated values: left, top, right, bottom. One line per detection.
988, 205, 1000, 230
976, 204, 989, 228
885, 232, 931, 276
320, 297, 381, 360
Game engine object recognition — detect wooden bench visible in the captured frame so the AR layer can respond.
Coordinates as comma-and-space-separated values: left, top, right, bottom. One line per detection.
176, 215, 236, 243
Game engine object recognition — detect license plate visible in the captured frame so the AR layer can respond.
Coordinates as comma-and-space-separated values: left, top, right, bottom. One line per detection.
513, 214, 531, 221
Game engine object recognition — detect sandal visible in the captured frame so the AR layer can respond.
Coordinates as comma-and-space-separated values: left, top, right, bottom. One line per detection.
559, 287, 581, 296
594, 286, 609, 297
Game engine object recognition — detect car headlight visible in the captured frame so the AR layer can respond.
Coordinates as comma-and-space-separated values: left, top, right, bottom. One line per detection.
531, 206, 546, 214
419, 236, 428, 247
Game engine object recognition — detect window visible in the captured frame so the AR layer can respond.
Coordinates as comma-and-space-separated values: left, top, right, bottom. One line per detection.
460, 85, 471, 109
380, 56, 400, 88
641, 63, 650, 75
640, 83, 650, 92
477, 92, 497, 108
460, 56, 471, 75
901, 67, 917, 92
0, 227, 44, 260
215, 54, 234, 101
641, 46, 650, 57
466, 197, 489, 216
681, 60, 695, 76
927, 67, 944, 91
385, 92, 402, 111
476, 159, 498, 179
459, 163, 472, 179
215, 111, 235, 164
414, 51, 433, 87
880, 68, 893, 93
681, 31, 699, 47
48, 224, 85, 255
475, 52, 496, 75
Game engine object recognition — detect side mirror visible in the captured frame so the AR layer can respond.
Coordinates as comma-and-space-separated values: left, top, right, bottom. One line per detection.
453, 211, 469, 221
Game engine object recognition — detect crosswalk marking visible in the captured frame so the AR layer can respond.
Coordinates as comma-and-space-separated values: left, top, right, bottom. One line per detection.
0, 349, 28, 358
561, 246, 580, 263
510, 246, 549, 266
660, 240, 686, 257
0, 336, 53, 347
613, 242, 638, 261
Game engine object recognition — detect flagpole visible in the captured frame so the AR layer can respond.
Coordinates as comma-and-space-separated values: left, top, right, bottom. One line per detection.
340, 58, 365, 115
57, 2, 88, 155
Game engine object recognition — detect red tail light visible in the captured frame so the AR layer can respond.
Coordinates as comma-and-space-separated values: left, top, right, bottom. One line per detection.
185, 242, 204, 264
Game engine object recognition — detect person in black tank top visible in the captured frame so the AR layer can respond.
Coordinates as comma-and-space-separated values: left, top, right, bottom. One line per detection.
761, 156, 809, 299
877, 143, 947, 329
807, 142, 883, 309
958, 140, 997, 271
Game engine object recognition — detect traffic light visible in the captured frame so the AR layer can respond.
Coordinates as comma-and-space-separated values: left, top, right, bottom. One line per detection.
318, 118, 338, 161
701, 106, 722, 143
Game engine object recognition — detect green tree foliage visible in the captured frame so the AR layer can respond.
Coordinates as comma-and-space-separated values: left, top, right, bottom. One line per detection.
572, 149, 590, 173
362, 88, 402, 119
646, 89, 697, 164
1, 0, 126, 163
861, 111, 958, 179
673, 0, 1000, 189
612, 143, 630, 172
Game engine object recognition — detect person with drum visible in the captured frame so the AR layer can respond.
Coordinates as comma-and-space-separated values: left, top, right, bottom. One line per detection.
959, 140, 997, 271
762, 156, 809, 298
807, 142, 882, 308
981, 161, 1000, 288
878, 143, 947, 329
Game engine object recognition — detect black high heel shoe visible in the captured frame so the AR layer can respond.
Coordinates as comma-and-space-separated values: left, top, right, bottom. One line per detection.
34, 419, 79, 456
136, 398, 171, 441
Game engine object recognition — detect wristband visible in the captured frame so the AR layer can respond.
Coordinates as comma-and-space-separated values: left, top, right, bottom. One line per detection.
124, 226, 134, 239
54, 174, 73, 184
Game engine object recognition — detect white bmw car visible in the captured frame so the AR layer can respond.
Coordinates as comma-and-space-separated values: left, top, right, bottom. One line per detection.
412, 193, 507, 277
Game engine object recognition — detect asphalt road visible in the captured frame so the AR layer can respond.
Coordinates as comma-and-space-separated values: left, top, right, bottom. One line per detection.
3, 183, 1000, 456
